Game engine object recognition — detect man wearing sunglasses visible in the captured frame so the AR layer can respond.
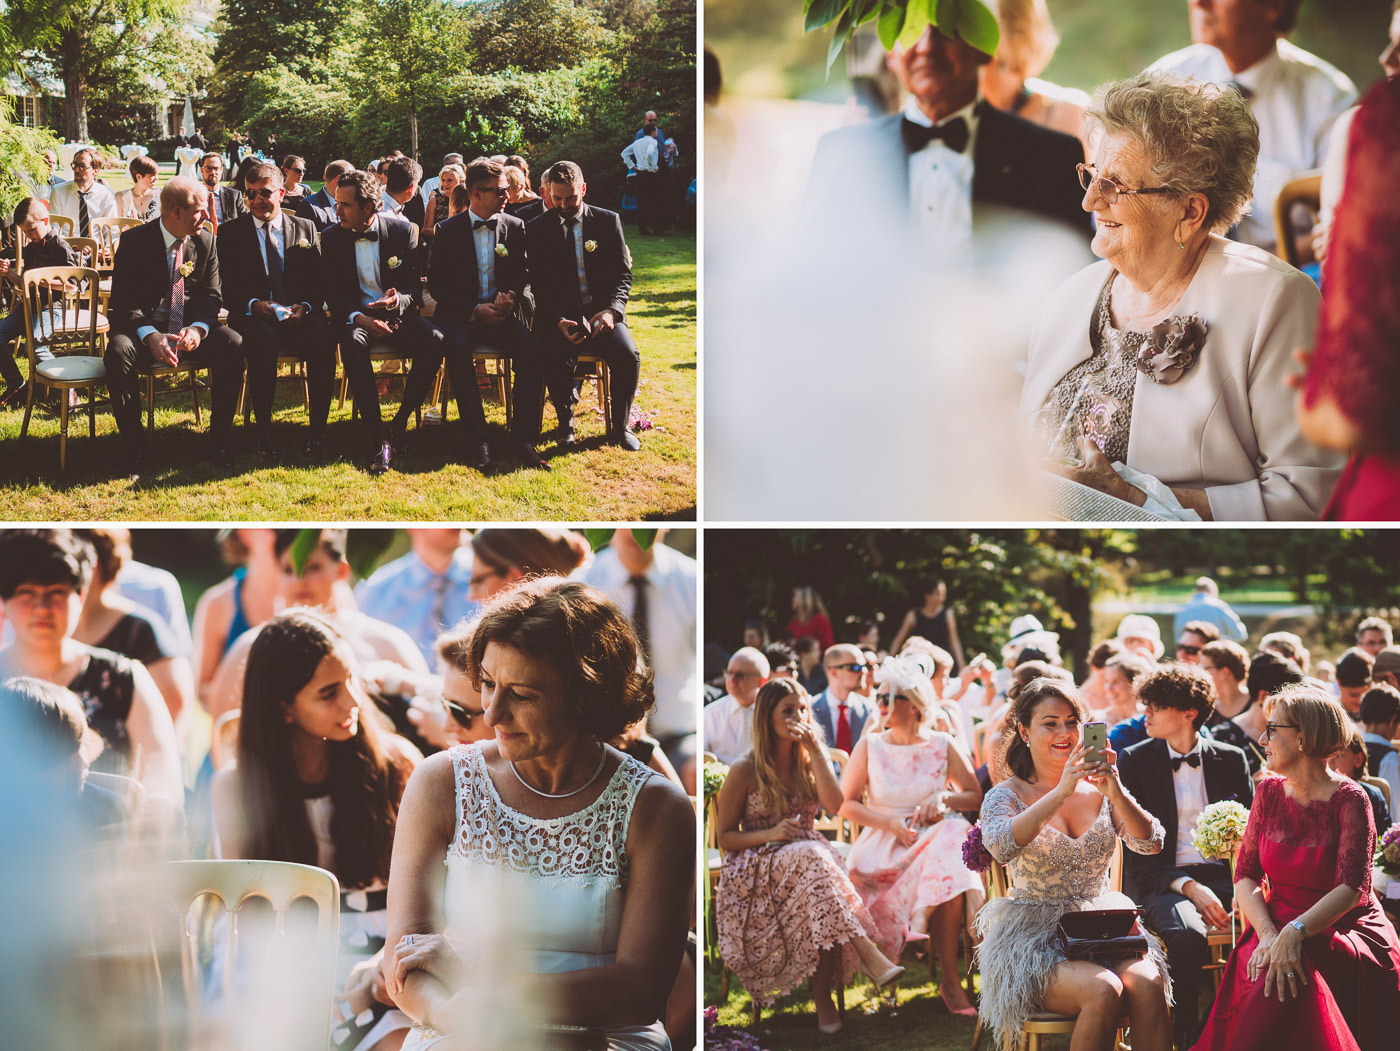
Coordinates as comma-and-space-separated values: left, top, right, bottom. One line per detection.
426, 157, 544, 470
810, 643, 874, 758
216, 160, 336, 461
1175, 620, 1219, 666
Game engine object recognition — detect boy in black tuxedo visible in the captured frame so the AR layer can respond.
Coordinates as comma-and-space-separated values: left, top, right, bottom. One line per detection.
1119, 664, 1254, 1049
524, 161, 641, 451
320, 170, 444, 475
216, 160, 335, 459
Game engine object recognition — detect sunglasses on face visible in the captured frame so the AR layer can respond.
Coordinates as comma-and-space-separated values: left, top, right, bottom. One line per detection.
286, 167, 305, 175
876, 694, 906, 707
832, 662, 869, 673
442, 696, 484, 730
1177, 643, 1201, 656
243, 188, 277, 200
474, 185, 509, 197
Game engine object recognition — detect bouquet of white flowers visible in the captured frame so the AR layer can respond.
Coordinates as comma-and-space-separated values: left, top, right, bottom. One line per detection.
1191, 800, 1250, 862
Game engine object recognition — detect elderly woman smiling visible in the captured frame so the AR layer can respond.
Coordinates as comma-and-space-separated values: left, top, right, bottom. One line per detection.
1023, 73, 1342, 520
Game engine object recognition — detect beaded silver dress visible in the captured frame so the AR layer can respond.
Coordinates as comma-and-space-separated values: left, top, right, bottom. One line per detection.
975, 782, 1172, 1051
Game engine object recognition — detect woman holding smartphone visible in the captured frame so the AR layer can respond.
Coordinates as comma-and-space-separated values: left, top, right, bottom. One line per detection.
977, 678, 1172, 1051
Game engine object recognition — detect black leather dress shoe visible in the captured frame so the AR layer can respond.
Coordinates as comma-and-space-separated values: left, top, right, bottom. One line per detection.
302, 437, 325, 463
124, 447, 144, 480
505, 438, 547, 469
255, 435, 278, 462
367, 441, 392, 475
464, 440, 491, 471
610, 429, 641, 451
0, 381, 27, 408
208, 440, 234, 468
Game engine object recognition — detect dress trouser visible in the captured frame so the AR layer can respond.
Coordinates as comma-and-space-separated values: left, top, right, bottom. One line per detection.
1139, 862, 1234, 1050
105, 324, 244, 450
535, 310, 640, 438
337, 316, 444, 443
232, 311, 335, 439
433, 313, 543, 444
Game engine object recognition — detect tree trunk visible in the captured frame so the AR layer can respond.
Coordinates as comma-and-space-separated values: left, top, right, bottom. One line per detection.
63, 73, 88, 141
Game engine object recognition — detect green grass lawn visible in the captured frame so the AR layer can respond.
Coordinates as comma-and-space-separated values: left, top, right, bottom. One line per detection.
0, 230, 695, 521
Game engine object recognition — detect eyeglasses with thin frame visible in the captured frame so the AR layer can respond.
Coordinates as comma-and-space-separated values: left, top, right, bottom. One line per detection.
1263, 722, 1299, 739
469, 566, 503, 588
442, 696, 484, 730
1076, 163, 1177, 205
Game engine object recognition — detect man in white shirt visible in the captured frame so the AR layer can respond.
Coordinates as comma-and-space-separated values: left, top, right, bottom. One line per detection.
583, 528, 697, 786
1360, 684, 1400, 808
1151, 0, 1356, 254
1172, 576, 1247, 643
703, 646, 769, 764
355, 529, 478, 665
48, 148, 117, 237
622, 127, 663, 235
1118, 664, 1254, 1049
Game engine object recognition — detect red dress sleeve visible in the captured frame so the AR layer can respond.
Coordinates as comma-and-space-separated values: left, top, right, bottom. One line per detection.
1332, 779, 1375, 898
1306, 77, 1400, 452
1234, 775, 1273, 885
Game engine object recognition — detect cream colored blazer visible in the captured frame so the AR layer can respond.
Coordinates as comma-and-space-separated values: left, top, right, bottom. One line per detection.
1021, 236, 1342, 521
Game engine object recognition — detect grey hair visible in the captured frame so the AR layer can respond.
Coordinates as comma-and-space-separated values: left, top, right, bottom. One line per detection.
1086, 72, 1259, 234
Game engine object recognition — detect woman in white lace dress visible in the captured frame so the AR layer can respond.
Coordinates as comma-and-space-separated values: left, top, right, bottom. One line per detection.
977, 677, 1172, 1051
383, 579, 694, 1050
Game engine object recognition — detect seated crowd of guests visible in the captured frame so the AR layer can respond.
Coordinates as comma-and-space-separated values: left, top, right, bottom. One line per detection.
3, 146, 647, 479
797, 0, 1400, 520
707, 581, 1400, 1049
0, 526, 697, 1050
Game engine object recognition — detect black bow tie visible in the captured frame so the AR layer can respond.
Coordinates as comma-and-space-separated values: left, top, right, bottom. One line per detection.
472, 219, 496, 230
901, 115, 969, 154
1171, 751, 1202, 771
351, 229, 378, 242
1226, 81, 1254, 101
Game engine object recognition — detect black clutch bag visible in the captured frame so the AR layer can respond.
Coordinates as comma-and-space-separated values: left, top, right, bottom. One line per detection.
1057, 908, 1149, 962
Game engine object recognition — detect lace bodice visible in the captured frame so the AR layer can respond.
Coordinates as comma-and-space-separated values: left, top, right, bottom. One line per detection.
741, 791, 821, 837
445, 744, 654, 886
1236, 775, 1374, 901
866, 731, 951, 811
980, 782, 1164, 903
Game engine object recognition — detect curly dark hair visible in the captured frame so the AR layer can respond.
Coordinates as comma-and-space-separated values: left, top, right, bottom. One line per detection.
999, 677, 1088, 783
465, 578, 654, 741
0, 529, 95, 599
1137, 662, 1216, 731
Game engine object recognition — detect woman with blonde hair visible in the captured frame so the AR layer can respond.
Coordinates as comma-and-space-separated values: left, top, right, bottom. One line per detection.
715, 678, 902, 1034
840, 654, 982, 1014
980, 0, 1088, 141
422, 163, 464, 240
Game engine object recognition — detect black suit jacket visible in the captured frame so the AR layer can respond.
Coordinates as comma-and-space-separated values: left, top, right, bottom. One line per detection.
1117, 736, 1254, 899
108, 218, 222, 337
427, 210, 528, 318
524, 204, 631, 326
216, 211, 325, 316
293, 187, 337, 230
507, 199, 545, 223
320, 213, 422, 329
806, 101, 1092, 239
208, 185, 246, 226
401, 194, 425, 230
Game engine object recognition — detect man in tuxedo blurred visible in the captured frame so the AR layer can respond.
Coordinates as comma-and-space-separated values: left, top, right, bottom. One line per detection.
523, 161, 642, 451
381, 156, 425, 231
294, 159, 354, 229
1119, 664, 1253, 1050
198, 153, 244, 229
427, 157, 543, 469
48, 149, 117, 237
104, 178, 245, 477
216, 160, 335, 460
321, 169, 444, 475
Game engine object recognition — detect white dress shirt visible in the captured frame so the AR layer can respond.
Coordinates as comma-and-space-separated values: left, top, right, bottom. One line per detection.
622, 135, 660, 173
703, 694, 754, 765
48, 179, 118, 228
1363, 732, 1400, 812
1151, 40, 1356, 250
351, 214, 385, 322
467, 207, 497, 302
1169, 740, 1209, 878
559, 211, 591, 304
902, 97, 978, 263
136, 221, 210, 343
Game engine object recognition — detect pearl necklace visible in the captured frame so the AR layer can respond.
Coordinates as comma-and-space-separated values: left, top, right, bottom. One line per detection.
509, 745, 609, 799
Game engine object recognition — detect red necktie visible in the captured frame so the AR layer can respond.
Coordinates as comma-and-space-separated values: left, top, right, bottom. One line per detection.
836, 702, 852, 752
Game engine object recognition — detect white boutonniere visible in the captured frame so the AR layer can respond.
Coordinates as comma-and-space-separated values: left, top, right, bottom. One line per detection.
178, 260, 195, 278
295, 239, 313, 250
495, 243, 508, 258
583, 240, 598, 253
387, 256, 401, 269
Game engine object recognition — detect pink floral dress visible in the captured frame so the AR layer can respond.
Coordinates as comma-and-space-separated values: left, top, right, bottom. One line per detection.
844, 731, 981, 959
716, 791, 877, 1005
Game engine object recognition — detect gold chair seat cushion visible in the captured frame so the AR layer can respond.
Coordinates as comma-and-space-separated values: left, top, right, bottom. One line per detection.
37, 355, 106, 382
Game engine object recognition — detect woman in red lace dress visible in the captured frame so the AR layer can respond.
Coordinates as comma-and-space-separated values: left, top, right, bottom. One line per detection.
1192, 687, 1400, 1051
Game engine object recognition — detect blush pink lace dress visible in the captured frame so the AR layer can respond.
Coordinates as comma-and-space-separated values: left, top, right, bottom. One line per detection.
844, 731, 981, 959
716, 790, 878, 1005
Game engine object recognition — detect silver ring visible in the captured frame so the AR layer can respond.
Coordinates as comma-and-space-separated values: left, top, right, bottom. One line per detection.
1287, 971, 1296, 979
404, 934, 414, 947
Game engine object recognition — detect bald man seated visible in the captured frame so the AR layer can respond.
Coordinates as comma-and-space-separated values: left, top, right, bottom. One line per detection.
104, 177, 245, 478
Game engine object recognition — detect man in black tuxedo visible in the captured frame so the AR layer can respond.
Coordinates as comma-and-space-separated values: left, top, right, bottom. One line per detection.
198, 153, 245, 229
321, 169, 444, 475
524, 161, 642, 451
382, 156, 425, 231
293, 159, 353, 230
427, 157, 543, 470
1119, 664, 1254, 1050
806, 21, 1091, 256
216, 160, 335, 460
104, 177, 246, 476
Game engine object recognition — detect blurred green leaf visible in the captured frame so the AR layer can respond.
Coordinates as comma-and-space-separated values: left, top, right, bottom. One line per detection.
804, 0, 846, 31
583, 528, 616, 552
632, 529, 659, 551
826, 5, 855, 71
877, 3, 905, 50
289, 529, 320, 577
897, 0, 931, 48
953, 0, 999, 55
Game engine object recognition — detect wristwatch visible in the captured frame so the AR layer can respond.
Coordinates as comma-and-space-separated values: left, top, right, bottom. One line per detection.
1289, 919, 1306, 936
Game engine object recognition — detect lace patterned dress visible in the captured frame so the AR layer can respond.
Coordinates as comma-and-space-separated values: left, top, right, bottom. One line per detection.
1191, 777, 1400, 1051
401, 745, 669, 1051
845, 732, 981, 959
976, 782, 1171, 1051
716, 790, 877, 1005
